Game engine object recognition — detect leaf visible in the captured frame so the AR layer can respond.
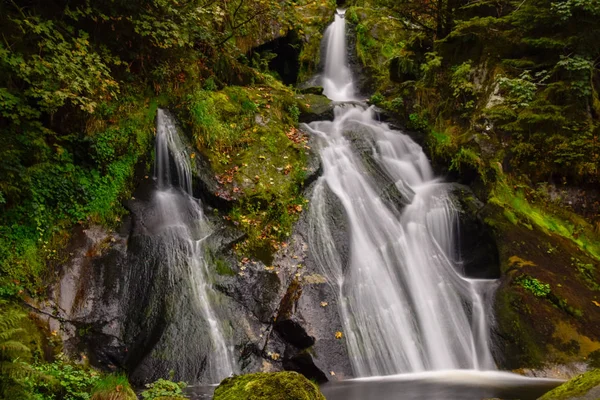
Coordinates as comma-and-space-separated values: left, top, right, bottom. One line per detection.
335, 331, 343, 339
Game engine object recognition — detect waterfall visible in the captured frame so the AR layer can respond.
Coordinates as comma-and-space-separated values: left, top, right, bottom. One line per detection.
322, 9, 356, 101
306, 14, 497, 377
150, 110, 235, 382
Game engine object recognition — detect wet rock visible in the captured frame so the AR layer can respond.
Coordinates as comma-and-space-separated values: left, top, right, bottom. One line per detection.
282, 349, 329, 384
447, 183, 500, 279
297, 94, 334, 123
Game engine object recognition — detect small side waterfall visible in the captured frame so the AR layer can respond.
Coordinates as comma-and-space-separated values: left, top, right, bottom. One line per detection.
306, 13, 497, 377
149, 110, 235, 382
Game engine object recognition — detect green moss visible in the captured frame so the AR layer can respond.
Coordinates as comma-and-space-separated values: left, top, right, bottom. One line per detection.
494, 286, 546, 368
489, 179, 600, 262
213, 371, 325, 400
214, 256, 235, 276
180, 79, 310, 260
539, 369, 600, 400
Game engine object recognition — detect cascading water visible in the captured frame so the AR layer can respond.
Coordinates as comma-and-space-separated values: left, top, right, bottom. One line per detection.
149, 110, 235, 382
322, 9, 356, 101
307, 12, 497, 377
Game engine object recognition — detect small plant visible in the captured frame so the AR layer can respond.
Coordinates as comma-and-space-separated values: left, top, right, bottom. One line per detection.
28, 354, 101, 400
140, 378, 188, 400
516, 275, 551, 297
369, 92, 384, 106
407, 112, 428, 131
287, 104, 300, 124
203, 76, 217, 91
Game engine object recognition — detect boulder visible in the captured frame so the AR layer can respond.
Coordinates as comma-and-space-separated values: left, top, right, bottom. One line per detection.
213, 371, 325, 400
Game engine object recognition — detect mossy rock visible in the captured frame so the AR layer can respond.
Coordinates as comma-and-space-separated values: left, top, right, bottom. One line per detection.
539, 369, 600, 400
297, 94, 333, 123
213, 371, 325, 400
299, 86, 324, 95
483, 202, 600, 369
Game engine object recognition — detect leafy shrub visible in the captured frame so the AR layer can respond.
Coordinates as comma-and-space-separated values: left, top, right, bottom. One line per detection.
287, 104, 300, 124
407, 112, 428, 131
141, 378, 188, 400
27, 354, 101, 400
369, 92, 384, 106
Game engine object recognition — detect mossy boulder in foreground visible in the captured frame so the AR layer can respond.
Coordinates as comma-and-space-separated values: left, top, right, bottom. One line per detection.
539, 369, 600, 400
213, 371, 325, 400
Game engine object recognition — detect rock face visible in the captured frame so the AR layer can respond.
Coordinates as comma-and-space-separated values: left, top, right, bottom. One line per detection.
483, 202, 600, 372
213, 371, 325, 400
539, 369, 600, 400
41, 111, 352, 385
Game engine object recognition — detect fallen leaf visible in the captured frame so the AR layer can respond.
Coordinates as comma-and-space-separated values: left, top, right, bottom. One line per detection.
335, 331, 343, 339
593, 301, 600, 307
320, 302, 328, 307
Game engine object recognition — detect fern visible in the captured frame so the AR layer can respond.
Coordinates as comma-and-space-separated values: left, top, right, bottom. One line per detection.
0, 301, 36, 399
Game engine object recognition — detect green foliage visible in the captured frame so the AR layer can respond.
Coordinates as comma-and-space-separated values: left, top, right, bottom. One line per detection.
90, 373, 136, 400
140, 378, 188, 400
420, 52, 442, 83
0, 301, 37, 399
450, 61, 476, 115
26, 354, 101, 400
516, 276, 551, 297
369, 92, 385, 105
407, 113, 429, 131
287, 104, 301, 124
450, 147, 486, 181
497, 72, 539, 109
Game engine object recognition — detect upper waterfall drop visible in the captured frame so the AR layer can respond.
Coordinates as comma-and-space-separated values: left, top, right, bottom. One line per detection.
305, 13, 498, 377
322, 9, 356, 101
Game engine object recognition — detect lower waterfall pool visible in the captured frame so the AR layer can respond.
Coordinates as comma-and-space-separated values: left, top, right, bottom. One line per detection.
185, 371, 563, 399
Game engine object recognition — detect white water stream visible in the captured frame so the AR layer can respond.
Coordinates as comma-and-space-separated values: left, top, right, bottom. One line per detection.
305, 10, 498, 377
152, 110, 235, 382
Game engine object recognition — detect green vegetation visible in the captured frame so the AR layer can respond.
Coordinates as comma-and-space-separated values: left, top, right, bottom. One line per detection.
516, 276, 551, 298
90, 374, 137, 400
140, 378, 188, 400
346, 0, 600, 263
0, 0, 330, 396
213, 371, 325, 400
178, 81, 311, 261
539, 369, 600, 400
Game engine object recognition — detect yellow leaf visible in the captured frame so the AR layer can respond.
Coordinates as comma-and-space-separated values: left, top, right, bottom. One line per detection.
320, 301, 328, 307
335, 331, 343, 339
593, 301, 600, 307
190, 153, 196, 159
